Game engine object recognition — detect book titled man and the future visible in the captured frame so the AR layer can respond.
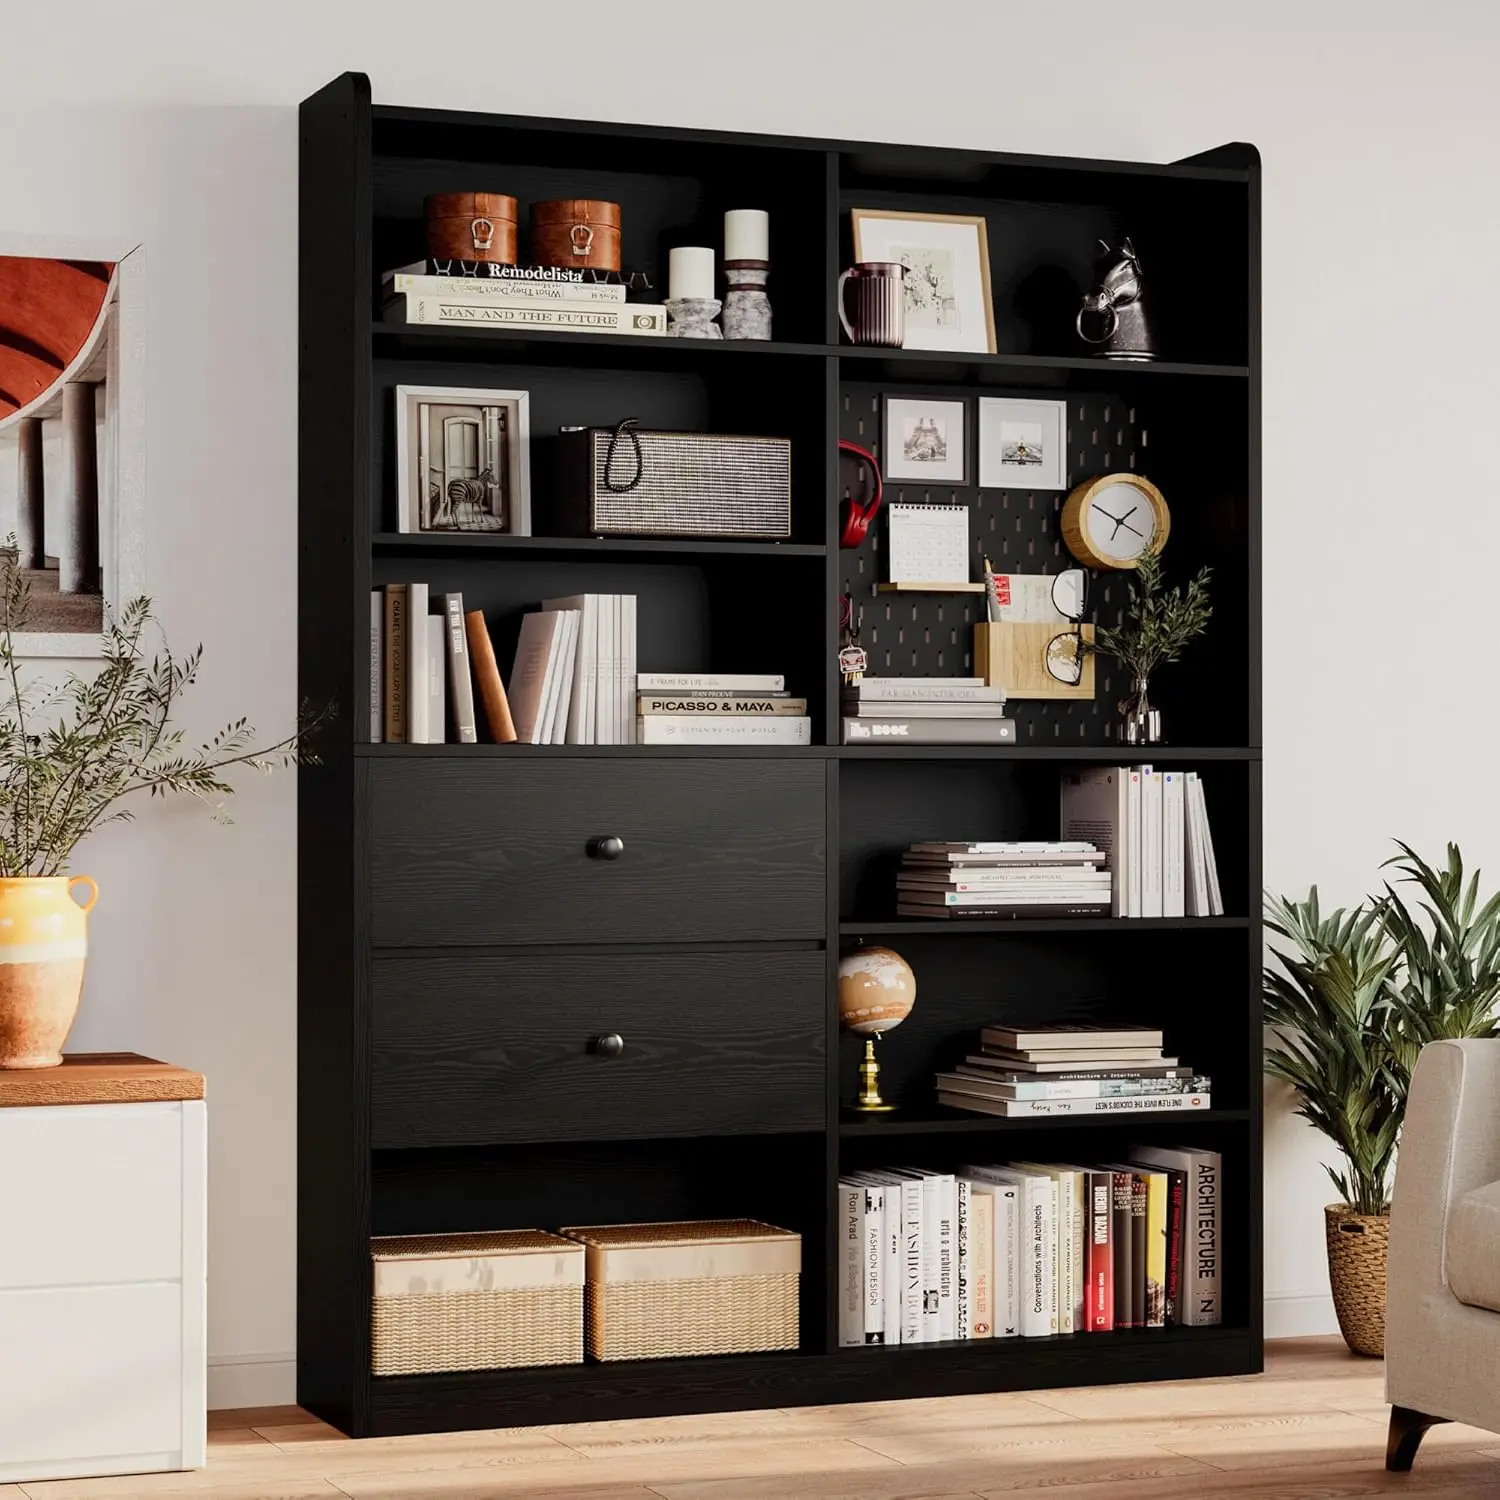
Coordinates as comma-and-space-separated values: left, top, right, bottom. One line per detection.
840, 1136, 1223, 1346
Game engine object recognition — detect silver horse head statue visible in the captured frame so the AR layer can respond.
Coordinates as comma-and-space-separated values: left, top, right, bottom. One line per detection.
1077, 238, 1156, 361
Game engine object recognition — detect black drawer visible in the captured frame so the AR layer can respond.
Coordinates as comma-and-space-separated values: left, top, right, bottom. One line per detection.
368, 759, 826, 947
371, 949, 827, 1148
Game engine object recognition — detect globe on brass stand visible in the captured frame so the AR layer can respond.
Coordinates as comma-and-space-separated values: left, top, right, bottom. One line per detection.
837, 946, 916, 1113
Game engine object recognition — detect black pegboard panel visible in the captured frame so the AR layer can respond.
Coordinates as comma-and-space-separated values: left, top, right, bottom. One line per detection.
839, 382, 1152, 745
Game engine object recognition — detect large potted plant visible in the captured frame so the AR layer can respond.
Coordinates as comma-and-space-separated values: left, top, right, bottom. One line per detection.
1264, 843, 1500, 1356
0, 559, 319, 1068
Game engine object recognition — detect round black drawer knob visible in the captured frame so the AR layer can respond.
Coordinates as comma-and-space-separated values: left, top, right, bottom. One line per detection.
590, 835, 625, 861
593, 1032, 626, 1059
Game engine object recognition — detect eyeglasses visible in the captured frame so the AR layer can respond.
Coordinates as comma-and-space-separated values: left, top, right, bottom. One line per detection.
1045, 568, 1091, 685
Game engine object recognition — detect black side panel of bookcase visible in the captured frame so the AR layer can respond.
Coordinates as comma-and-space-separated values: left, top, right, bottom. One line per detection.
298, 70, 374, 1436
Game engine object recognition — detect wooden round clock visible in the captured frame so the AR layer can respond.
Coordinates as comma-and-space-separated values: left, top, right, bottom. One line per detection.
1060, 474, 1170, 570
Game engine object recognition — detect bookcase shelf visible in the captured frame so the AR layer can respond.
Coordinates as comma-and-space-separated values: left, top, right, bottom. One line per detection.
839, 916, 1252, 936
301, 72, 1261, 1438
838, 1107, 1252, 1139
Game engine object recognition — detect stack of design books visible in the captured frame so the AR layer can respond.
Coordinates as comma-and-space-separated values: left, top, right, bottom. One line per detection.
380, 260, 667, 337
841, 677, 1014, 745
635, 673, 809, 745
838, 1146, 1222, 1344
936, 1023, 1211, 1118
897, 841, 1111, 920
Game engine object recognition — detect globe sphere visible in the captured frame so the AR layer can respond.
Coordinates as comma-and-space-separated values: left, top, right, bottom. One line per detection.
837, 946, 916, 1036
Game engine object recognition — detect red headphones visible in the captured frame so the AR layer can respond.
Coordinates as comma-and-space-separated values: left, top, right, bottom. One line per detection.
839, 440, 884, 548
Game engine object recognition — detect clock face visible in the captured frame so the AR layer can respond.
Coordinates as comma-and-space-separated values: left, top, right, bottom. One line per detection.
1084, 479, 1158, 562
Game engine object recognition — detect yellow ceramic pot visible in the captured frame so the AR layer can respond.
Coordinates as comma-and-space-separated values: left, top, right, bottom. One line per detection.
0, 876, 98, 1069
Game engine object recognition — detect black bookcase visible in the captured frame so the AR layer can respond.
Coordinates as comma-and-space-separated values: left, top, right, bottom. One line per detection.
299, 72, 1262, 1437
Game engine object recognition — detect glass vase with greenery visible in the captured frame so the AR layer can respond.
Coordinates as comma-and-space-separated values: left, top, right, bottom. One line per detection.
0, 554, 323, 877
1086, 550, 1212, 743
1263, 842, 1500, 1216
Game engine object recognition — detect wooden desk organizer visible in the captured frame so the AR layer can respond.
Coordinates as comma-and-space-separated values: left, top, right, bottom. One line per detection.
974, 621, 1096, 701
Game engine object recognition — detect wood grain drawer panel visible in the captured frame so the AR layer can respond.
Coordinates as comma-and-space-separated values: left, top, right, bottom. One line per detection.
368, 759, 826, 947
372, 950, 826, 1148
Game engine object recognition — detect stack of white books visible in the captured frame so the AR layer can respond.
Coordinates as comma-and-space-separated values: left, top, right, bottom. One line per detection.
936, 1023, 1211, 1118
635, 673, 810, 745
842, 676, 1014, 745
897, 841, 1111, 920
509, 594, 636, 744
1060, 766, 1223, 918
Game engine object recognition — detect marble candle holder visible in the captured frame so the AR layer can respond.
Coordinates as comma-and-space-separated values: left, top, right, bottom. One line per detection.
666, 297, 723, 339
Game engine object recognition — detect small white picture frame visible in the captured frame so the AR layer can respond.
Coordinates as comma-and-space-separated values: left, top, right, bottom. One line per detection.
395, 384, 531, 535
978, 397, 1068, 491
883, 396, 967, 484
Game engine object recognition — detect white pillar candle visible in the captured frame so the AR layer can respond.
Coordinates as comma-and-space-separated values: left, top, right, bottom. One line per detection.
724, 209, 770, 263
668, 246, 715, 301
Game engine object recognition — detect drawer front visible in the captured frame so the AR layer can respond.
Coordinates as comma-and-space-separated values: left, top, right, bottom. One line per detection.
372, 950, 827, 1148
368, 759, 826, 947
0, 1283, 185, 1475
0, 1103, 185, 1289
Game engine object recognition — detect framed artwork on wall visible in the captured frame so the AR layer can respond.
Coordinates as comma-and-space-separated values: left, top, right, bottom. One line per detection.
850, 210, 996, 354
0, 235, 146, 658
977, 396, 1068, 490
394, 385, 531, 535
883, 396, 967, 484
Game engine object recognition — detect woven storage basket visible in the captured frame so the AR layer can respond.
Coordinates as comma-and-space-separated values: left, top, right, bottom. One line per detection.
1324, 1204, 1388, 1358
560, 1219, 800, 1362
371, 1230, 583, 1376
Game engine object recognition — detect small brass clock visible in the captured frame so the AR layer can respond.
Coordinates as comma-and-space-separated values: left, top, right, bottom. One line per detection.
1060, 473, 1170, 570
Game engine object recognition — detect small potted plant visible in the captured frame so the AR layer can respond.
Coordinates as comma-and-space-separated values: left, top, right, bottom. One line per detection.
0, 556, 321, 1068
1087, 550, 1211, 744
1264, 843, 1500, 1356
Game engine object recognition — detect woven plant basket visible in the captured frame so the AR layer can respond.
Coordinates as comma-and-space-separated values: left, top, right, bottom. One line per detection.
1324, 1204, 1389, 1358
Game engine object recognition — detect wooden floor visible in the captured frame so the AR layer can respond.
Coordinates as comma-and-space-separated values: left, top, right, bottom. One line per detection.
12, 1338, 1500, 1499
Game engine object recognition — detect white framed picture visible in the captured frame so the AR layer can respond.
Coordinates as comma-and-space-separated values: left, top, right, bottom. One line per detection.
395, 384, 531, 535
883, 396, 967, 484
978, 397, 1068, 491
851, 210, 995, 354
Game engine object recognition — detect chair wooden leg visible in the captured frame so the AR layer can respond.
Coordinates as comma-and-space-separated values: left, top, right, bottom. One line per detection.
1386, 1405, 1448, 1471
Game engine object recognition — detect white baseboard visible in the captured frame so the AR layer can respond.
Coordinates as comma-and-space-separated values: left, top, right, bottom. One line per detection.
208, 1351, 296, 1410
1265, 1291, 1339, 1339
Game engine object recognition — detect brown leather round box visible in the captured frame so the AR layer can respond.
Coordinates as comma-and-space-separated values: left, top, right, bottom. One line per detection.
424, 192, 518, 263
530, 199, 621, 272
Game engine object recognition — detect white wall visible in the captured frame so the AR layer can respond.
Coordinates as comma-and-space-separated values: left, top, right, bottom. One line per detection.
1, 0, 1495, 1397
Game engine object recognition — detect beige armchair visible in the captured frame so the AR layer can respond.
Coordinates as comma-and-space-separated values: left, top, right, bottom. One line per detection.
1386, 1038, 1500, 1470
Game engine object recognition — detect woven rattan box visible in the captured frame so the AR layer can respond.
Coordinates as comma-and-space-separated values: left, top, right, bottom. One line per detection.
370, 1230, 584, 1376
559, 1219, 801, 1362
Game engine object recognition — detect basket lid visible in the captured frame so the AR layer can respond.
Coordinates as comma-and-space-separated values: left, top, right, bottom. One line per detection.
424, 192, 518, 221
531, 198, 621, 228
372, 1229, 578, 1262
557, 1219, 797, 1249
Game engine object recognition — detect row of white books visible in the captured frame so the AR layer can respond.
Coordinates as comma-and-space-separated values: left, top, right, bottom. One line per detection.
1060, 766, 1224, 918
898, 841, 1111, 921
839, 1146, 1222, 1346
935, 1023, 1211, 1119
511, 594, 639, 745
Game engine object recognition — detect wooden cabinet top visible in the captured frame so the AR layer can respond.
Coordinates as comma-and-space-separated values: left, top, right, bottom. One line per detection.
0, 1052, 204, 1108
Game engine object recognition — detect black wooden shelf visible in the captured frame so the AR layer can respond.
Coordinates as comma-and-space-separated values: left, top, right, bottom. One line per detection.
366, 1324, 1254, 1434
839, 1107, 1250, 1139
302, 72, 1261, 1439
372, 320, 1249, 384
371, 531, 826, 560
357, 743, 1256, 761
839, 916, 1252, 936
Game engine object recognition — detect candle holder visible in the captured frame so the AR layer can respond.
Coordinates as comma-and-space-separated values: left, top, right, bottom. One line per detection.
665, 297, 723, 339
722, 260, 772, 341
